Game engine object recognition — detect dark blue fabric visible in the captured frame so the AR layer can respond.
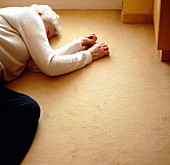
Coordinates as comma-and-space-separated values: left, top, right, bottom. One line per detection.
0, 83, 40, 164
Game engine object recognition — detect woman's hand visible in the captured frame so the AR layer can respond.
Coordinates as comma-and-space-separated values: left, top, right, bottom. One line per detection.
79, 34, 110, 61
80, 34, 97, 47
88, 43, 110, 61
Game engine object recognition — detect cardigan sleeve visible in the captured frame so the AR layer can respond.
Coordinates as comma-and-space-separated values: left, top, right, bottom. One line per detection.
17, 9, 92, 76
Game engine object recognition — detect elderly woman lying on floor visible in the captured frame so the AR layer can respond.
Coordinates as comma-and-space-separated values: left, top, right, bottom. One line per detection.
0, 4, 109, 164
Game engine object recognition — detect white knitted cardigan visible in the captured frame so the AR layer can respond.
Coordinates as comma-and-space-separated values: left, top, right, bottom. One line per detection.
0, 6, 92, 82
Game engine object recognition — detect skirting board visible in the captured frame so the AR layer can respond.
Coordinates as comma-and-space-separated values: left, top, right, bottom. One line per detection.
0, 0, 122, 10
121, 13, 153, 24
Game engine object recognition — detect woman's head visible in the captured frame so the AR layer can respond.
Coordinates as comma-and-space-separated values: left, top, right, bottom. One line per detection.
30, 4, 61, 39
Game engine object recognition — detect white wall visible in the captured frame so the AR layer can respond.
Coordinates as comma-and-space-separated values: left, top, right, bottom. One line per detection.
123, 0, 153, 14
0, 0, 122, 9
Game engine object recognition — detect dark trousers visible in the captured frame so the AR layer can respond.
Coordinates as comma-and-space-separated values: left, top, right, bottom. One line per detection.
0, 83, 40, 164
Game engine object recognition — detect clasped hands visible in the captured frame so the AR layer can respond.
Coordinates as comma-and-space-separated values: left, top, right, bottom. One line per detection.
79, 34, 110, 61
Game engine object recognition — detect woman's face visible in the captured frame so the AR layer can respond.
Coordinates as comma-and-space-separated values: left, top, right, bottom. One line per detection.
43, 19, 55, 39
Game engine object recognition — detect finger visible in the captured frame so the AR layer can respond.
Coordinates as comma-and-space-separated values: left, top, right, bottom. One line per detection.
104, 45, 109, 49
100, 43, 107, 46
104, 48, 109, 52
88, 34, 97, 40
89, 33, 96, 37
88, 34, 94, 39
103, 46, 109, 51
105, 51, 110, 55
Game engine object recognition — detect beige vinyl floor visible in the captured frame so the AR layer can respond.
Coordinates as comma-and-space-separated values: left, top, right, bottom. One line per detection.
6, 10, 170, 165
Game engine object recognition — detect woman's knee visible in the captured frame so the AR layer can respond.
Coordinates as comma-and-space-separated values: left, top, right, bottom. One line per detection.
21, 95, 41, 123
8, 94, 41, 126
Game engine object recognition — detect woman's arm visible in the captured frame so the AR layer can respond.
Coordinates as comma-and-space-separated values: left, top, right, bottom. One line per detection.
18, 8, 92, 76
54, 39, 84, 55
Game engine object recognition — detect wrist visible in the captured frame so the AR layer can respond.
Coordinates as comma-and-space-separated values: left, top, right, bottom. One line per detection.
80, 39, 85, 47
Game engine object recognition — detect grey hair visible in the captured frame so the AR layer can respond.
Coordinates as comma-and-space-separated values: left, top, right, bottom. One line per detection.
30, 4, 61, 36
